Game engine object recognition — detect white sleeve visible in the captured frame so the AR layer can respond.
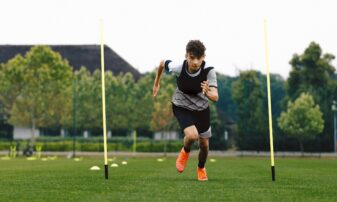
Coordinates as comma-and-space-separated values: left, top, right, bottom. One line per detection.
207, 68, 218, 88
164, 60, 183, 76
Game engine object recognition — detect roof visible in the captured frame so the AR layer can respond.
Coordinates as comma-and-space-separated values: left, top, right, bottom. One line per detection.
0, 45, 141, 79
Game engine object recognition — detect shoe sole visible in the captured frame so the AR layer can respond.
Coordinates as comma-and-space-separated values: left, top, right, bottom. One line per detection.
176, 168, 184, 173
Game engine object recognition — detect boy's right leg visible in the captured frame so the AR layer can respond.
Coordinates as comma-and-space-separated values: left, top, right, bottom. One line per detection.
176, 125, 198, 173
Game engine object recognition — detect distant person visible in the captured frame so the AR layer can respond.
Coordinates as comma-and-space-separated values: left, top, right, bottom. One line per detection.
153, 40, 218, 181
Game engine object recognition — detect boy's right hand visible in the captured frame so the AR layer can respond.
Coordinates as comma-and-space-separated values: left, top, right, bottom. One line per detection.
153, 84, 160, 98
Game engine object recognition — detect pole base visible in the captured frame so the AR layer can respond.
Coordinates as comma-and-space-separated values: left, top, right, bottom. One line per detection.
271, 166, 275, 181
104, 164, 108, 179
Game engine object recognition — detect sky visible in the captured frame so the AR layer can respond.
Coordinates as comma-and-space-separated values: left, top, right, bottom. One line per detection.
1, 0, 337, 79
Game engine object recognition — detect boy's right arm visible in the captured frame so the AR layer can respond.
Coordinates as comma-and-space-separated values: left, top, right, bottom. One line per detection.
153, 60, 165, 98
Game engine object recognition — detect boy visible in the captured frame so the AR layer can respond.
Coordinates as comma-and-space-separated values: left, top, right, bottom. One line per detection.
153, 40, 218, 181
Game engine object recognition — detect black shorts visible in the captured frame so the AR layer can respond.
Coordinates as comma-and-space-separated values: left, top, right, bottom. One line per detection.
172, 104, 211, 138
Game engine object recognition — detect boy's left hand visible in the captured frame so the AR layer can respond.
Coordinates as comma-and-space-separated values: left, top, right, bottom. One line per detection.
201, 81, 209, 95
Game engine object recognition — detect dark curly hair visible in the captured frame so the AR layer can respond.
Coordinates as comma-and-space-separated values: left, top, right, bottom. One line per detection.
186, 40, 206, 58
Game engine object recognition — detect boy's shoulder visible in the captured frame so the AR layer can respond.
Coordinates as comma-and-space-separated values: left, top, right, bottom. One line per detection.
204, 61, 215, 70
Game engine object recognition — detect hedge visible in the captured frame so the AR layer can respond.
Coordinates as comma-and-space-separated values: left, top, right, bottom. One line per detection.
0, 139, 183, 152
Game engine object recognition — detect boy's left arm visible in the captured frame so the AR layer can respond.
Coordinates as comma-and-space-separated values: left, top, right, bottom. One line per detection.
201, 81, 218, 102
206, 86, 218, 102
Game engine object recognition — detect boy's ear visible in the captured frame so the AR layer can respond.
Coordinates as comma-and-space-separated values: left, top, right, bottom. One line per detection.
185, 53, 188, 59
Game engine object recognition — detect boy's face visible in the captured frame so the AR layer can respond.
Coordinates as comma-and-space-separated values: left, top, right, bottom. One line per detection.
185, 52, 205, 72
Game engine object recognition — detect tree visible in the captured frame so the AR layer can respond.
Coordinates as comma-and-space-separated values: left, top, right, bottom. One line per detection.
232, 70, 267, 150
106, 72, 136, 134
216, 74, 237, 121
256, 72, 286, 150
0, 46, 73, 144
69, 67, 99, 133
287, 42, 335, 99
209, 100, 225, 150
215, 74, 237, 148
0, 55, 26, 116
150, 75, 178, 132
278, 92, 324, 152
286, 42, 337, 151
132, 73, 155, 133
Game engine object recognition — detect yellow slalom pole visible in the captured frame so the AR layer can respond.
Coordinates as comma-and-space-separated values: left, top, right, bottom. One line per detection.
100, 19, 108, 179
264, 19, 275, 181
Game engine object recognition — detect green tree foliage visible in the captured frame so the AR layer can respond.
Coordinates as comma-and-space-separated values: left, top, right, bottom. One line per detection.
212, 74, 237, 149
257, 73, 286, 121
256, 72, 286, 149
73, 69, 139, 136
232, 70, 267, 150
106, 72, 135, 131
286, 42, 337, 150
208, 101, 225, 149
216, 73, 237, 124
216, 74, 237, 120
71, 69, 155, 137
0, 46, 73, 143
70, 67, 99, 131
150, 73, 178, 132
132, 73, 155, 132
287, 42, 335, 98
0, 55, 26, 115
278, 93, 324, 152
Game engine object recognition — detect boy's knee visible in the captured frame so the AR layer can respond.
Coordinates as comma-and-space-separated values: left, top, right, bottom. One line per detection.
187, 134, 199, 142
184, 129, 199, 142
199, 139, 209, 150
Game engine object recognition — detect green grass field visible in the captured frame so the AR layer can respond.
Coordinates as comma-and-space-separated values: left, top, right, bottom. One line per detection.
1, 155, 336, 202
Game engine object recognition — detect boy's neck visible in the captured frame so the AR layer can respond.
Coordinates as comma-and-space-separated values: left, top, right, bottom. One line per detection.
187, 66, 200, 74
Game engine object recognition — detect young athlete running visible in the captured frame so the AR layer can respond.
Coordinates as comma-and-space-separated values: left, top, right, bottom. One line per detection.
153, 40, 218, 181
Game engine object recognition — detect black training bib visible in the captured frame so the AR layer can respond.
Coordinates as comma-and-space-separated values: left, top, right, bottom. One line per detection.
177, 60, 213, 95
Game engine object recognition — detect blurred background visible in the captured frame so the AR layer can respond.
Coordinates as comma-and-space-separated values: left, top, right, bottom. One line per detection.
0, 43, 336, 155
0, 0, 337, 156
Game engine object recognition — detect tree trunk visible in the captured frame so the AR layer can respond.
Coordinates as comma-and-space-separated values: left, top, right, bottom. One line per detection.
299, 140, 304, 157
30, 113, 36, 147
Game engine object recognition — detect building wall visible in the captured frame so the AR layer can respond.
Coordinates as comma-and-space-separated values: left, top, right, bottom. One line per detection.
154, 131, 179, 140
13, 127, 39, 140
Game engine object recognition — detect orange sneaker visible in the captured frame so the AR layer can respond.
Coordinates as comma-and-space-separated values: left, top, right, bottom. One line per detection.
197, 167, 208, 181
176, 148, 189, 173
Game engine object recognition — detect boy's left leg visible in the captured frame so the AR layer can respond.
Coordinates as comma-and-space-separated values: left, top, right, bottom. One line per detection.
197, 137, 209, 181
